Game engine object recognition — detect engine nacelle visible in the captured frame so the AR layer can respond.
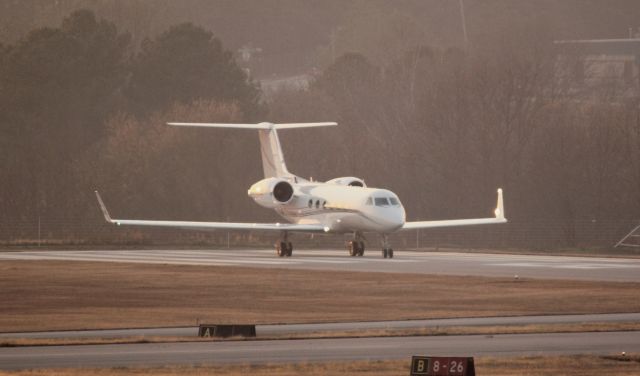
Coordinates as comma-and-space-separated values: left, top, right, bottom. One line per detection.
325, 177, 366, 187
248, 178, 295, 208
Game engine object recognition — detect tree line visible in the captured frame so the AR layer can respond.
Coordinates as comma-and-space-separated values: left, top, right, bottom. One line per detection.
268, 37, 640, 247
0, 10, 260, 226
1, 9, 638, 248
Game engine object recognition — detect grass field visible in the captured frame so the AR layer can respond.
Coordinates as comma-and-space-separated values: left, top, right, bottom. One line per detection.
2, 260, 640, 375
0, 355, 639, 375
1, 260, 640, 332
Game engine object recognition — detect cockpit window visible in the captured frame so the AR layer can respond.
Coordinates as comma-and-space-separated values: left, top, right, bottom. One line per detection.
365, 197, 373, 205
374, 197, 389, 206
389, 197, 400, 206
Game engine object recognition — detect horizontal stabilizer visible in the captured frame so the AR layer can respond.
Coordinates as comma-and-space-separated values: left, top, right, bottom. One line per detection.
168, 122, 337, 130
168, 121, 337, 178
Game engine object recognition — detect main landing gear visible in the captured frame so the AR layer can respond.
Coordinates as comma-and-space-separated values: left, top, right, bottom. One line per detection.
347, 232, 365, 257
381, 234, 394, 259
276, 231, 293, 257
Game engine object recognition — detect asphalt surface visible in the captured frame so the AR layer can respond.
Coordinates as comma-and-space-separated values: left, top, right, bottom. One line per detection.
2, 249, 639, 370
1, 249, 639, 281
2, 313, 639, 339
1, 331, 639, 370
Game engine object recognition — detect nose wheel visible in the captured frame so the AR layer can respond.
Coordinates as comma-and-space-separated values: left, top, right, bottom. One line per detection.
276, 231, 293, 257
380, 234, 394, 259
276, 241, 293, 257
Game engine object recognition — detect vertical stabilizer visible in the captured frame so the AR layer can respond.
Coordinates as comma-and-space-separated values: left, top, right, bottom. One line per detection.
258, 126, 290, 178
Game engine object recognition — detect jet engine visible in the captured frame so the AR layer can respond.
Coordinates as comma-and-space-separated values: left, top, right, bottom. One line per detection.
326, 177, 366, 187
248, 178, 295, 208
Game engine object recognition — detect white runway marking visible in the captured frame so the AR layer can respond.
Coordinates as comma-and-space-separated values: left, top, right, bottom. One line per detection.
0, 250, 413, 268
1, 249, 639, 281
488, 262, 640, 270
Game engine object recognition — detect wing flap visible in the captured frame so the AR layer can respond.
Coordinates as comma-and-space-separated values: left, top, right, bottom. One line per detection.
111, 219, 325, 232
402, 217, 507, 230
95, 191, 325, 233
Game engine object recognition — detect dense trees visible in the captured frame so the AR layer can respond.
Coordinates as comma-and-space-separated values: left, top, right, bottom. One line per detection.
1, 5, 639, 248
0, 10, 130, 220
0, 10, 261, 223
78, 100, 263, 222
127, 23, 259, 117
269, 36, 640, 247
5, 1, 640, 77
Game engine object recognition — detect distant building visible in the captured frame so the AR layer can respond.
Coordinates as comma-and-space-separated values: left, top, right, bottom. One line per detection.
260, 74, 312, 98
236, 44, 263, 78
554, 37, 640, 96
237, 44, 262, 63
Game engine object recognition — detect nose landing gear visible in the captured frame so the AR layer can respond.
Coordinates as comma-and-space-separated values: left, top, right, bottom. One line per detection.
381, 234, 394, 259
276, 231, 293, 257
276, 241, 293, 257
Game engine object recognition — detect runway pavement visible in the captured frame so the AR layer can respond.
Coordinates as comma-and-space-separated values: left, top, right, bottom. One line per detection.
1, 249, 639, 281
2, 250, 640, 370
1, 331, 639, 370
2, 313, 639, 339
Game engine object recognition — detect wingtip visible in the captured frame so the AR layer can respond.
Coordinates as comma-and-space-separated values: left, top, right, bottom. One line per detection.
494, 188, 505, 220
94, 190, 113, 223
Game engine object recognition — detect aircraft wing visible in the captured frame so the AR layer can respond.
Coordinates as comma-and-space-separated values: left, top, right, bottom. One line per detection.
401, 189, 507, 230
95, 191, 325, 233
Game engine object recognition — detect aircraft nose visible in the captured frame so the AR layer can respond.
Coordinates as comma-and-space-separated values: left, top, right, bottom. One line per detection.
383, 206, 405, 231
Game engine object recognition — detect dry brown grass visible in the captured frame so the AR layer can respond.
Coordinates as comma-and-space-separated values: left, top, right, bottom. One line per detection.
0, 355, 639, 375
1, 260, 640, 332
0, 336, 208, 347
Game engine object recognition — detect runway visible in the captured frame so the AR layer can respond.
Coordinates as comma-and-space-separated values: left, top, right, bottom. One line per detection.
2, 250, 640, 370
1, 313, 639, 339
1, 331, 639, 370
1, 249, 639, 281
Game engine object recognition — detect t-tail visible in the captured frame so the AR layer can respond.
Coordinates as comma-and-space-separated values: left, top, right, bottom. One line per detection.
168, 122, 337, 178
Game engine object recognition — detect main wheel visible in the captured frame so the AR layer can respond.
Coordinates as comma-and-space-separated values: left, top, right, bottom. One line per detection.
286, 242, 293, 257
357, 241, 365, 256
382, 248, 388, 258
276, 242, 287, 257
388, 248, 394, 259
348, 241, 357, 256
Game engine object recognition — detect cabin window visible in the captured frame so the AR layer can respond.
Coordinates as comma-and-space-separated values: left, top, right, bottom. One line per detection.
316, 200, 320, 209
308, 199, 313, 208
374, 197, 389, 206
365, 197, 373, 205
322, 201, 326, 209
389, 197, 400, 206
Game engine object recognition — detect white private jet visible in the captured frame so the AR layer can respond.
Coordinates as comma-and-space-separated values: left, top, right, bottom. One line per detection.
96, 122, 506, 258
